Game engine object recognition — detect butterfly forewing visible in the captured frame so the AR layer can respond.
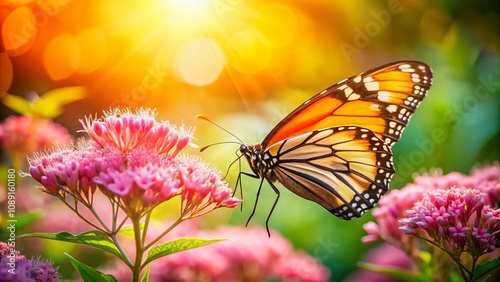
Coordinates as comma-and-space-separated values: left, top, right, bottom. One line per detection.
263, 126, 394, 219
262, 61, 433, 148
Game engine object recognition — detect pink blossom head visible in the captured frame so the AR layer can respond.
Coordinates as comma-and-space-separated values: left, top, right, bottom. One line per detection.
28, 108, 240, 222
177, 155, 242, 219
0, 242, 61, 282
400, 187, 499, 256
80, 108, 192, 157
0, 116, 71, 167
363, 164, 500, 254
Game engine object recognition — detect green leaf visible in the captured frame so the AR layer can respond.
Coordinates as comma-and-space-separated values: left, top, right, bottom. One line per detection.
118, 223, 144, 237
32, 86, 87, 118
359, 262, 426, 282
2, 93, 32, 115
13, 211, 42, 230
143, 237, 226, 266
17, 230, 122, 259
473, 257, 500, 282
140, 265, 150, 282
66, 253, 117, 282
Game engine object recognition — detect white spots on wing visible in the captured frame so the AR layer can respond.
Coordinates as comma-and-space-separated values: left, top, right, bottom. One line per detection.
377, 91, 392, 102
337, 78, 348, 85
348, 93, 361, 101
338, 84, 348, 91
386, 104, 398, 113
353, 76, 362, 83
344, 86, 353, 97
401, 68, 415, 73
370, 104, 381, 111
398, 64, 411, 70
411, 73, 421, 83
363, 76, 374, 83
365, 81, 379, 91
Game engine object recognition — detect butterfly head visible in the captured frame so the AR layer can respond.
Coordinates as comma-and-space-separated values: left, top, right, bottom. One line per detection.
239, 144, 265, 176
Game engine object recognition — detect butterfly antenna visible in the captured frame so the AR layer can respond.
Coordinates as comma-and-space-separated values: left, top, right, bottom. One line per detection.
196, 114, 245, 144
200, 141, 241, 152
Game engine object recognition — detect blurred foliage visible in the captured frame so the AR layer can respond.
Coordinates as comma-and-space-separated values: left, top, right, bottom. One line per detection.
2, 86, 86, 118
1, 0, 499, 281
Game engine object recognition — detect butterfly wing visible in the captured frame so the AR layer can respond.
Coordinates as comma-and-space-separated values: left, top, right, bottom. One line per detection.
263, 126, 394, 219
261, 61, 433, 149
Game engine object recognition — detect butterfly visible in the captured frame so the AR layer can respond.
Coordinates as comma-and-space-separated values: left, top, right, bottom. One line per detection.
200, 61, 432, 233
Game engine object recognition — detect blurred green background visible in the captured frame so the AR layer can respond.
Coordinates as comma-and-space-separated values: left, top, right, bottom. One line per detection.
1, 0, 499, 281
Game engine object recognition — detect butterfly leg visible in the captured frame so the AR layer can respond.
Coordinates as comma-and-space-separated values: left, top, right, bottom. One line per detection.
264, 181, 281, 237
244, 175, 264, 226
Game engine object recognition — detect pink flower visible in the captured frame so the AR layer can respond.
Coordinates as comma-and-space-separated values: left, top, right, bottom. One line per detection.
0, 242, 61, 282
28, 108, 240, 225
399, 188, 497, 256
0, 115, 71, 168
345, 243, 414, 282
363, 163, 500, 256
80, 108, 191, 156
177, 155, 241, 219
148, 226, 330, 282
361, 182, 429, 255
362, 163, 500, 281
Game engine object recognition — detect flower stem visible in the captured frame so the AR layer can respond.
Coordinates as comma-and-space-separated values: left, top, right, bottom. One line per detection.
132, 215, 144, 282
111, 234, 133, 268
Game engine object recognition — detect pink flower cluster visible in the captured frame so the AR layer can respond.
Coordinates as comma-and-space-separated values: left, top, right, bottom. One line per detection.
108, 226, 330, 282
0, 242, 61, 282
28, 108, 240, 219
362, 164, 500, 256
400, 188, 499, 255
0, 115, 71, 159
360, 163, 500, 280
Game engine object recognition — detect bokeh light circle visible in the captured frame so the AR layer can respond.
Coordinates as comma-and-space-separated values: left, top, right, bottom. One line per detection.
174, 37, 226, 86
43, 33, 80, 80
2, 6, 37, 56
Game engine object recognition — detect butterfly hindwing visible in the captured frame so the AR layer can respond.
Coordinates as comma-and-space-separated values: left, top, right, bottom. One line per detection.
262, 61, 433, 148
263, 126, 394, 219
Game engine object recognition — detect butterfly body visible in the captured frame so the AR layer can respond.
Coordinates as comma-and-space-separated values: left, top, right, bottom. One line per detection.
240, 61, 433, 222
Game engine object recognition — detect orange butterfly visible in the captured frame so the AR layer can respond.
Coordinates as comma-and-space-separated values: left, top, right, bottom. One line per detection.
202, 61, 433, 232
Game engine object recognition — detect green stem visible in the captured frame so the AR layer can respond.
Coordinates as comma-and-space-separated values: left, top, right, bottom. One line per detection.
111, 233, 133, 268
418, 236, 471, 277
142, 213, 152, 246
132, 216, 144, 282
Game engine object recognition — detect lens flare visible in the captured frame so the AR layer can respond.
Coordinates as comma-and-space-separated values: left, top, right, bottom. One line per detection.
174, 37, 226, 86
